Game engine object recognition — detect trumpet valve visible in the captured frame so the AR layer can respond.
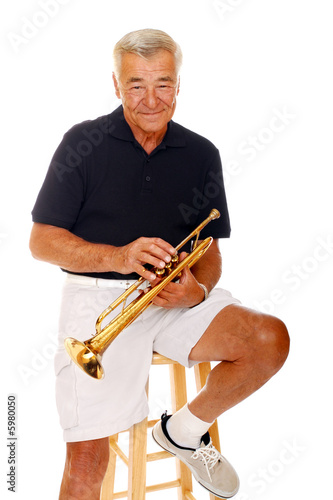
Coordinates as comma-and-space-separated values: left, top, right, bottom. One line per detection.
155, 268, 165, 277
164, 261, 173, 275
171, 254, 179, 266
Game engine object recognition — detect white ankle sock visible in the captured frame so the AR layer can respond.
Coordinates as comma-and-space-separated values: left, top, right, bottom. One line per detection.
166, 404, 213, 449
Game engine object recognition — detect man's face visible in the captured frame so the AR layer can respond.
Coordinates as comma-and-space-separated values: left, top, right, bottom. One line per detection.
113, 50, 180, 136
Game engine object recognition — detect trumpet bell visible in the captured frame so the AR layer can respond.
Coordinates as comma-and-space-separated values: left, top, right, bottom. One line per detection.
64, 337, 104, 380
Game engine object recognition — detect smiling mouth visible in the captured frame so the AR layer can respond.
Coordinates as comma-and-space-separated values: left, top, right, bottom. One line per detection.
140, 110, 164, 115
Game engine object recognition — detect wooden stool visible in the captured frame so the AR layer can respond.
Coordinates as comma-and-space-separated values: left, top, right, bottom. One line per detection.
101, 353, 222, 500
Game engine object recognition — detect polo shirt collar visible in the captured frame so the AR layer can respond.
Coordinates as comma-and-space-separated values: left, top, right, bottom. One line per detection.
108, 105, 186, 148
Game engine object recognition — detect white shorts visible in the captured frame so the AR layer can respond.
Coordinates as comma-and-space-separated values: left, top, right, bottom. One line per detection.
55, 275, 241, 442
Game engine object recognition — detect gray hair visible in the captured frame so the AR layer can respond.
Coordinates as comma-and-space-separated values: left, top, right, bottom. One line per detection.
113, 29, 183, 78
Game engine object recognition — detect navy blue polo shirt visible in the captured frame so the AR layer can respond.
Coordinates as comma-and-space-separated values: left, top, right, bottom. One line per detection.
32, 105, 231, 279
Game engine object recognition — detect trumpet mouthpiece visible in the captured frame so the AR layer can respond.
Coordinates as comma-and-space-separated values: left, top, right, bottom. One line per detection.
210, 209, 220, 220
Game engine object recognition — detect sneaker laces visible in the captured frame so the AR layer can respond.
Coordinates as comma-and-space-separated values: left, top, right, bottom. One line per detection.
191, 441, 221, 482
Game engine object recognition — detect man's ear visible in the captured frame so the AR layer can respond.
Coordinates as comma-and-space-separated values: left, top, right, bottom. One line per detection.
112, 72, 121, 99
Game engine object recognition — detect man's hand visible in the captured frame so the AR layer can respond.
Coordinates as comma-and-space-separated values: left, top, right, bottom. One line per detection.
142, 239, 223, 309
112, 237, 176, 281
145, 252, 205, 309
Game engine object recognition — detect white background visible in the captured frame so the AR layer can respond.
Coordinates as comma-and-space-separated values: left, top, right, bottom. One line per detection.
1, 0, 332, 499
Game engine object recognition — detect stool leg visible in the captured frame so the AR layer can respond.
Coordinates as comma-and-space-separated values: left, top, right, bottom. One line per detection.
194, 363, 224, 500
169, 363, 193, 500
128, 417, 148, 500
100, 435, 118, 500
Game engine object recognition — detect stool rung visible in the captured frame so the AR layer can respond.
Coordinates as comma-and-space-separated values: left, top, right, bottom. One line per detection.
111, 480, 182, 499
147, 450, 172, 462
109, 441, 128, 466
184, 492, 197, 500
112, 491, 127, 499
146, 479, 181, 493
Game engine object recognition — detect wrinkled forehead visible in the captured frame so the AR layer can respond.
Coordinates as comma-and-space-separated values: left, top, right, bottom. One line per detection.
118, 50, 178, 83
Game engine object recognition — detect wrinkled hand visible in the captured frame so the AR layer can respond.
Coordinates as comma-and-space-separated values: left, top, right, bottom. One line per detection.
112, 237, 176, 281
146, 252, 205, 309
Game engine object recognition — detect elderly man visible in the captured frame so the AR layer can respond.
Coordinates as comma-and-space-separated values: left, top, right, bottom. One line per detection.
30, 29, 289, 499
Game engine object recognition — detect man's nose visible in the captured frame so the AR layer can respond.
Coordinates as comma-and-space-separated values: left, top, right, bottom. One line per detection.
143, 87, 159, 108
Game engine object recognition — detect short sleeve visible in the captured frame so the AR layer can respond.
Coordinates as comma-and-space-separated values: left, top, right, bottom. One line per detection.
199, 149, 231, 239
31, 127, 86, 230
178, 148, 231, 240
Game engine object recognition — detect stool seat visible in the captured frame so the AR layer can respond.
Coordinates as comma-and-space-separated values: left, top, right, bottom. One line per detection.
101, 353, 222, 500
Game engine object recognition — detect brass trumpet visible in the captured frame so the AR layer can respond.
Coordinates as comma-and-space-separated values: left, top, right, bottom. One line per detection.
64, 209, 220, 379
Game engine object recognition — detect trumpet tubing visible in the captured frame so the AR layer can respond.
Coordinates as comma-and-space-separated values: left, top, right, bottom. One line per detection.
64, 209, 220, 379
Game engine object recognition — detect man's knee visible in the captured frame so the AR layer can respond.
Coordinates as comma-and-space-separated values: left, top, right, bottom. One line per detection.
63, 438, 109, 493
252, 314, 290, 374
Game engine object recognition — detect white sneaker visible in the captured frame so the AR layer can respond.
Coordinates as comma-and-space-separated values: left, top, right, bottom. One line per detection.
152, 413, 240, 498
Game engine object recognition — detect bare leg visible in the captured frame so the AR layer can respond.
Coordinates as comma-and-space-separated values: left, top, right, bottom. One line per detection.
188, 304, 290, 422
59, 438, 109, 500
